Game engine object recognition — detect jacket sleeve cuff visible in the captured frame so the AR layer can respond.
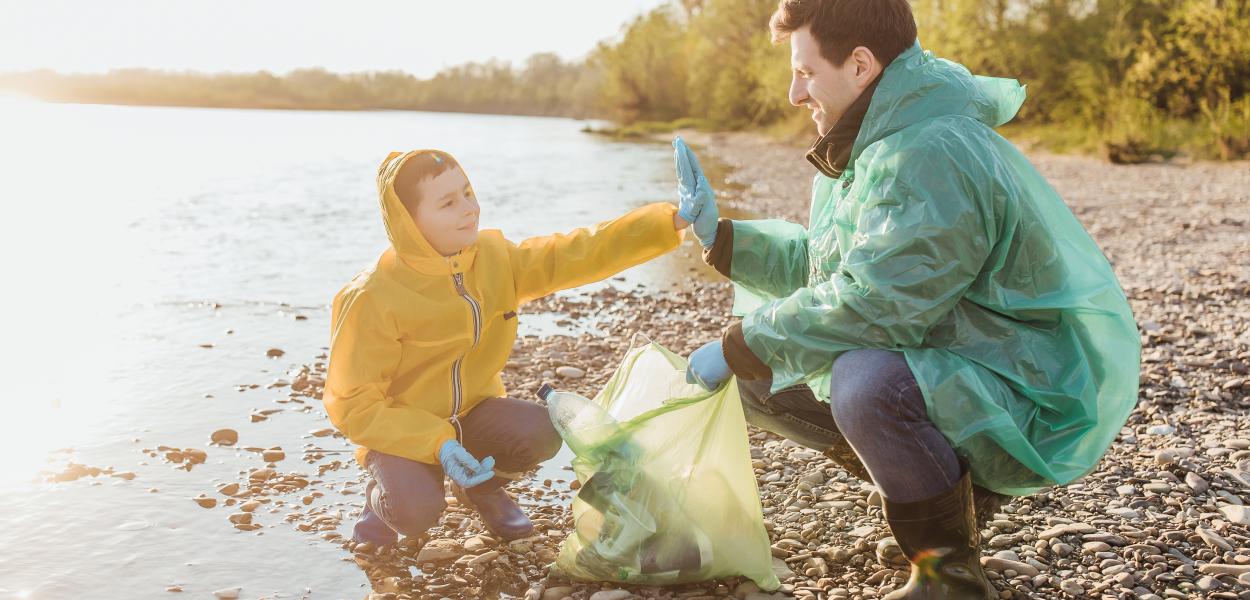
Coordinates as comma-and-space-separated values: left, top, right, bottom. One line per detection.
722, 321, 772, 381
701, 219, 734, 278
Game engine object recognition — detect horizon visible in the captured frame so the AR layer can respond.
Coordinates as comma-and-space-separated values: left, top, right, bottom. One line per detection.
1, 0, 671, 78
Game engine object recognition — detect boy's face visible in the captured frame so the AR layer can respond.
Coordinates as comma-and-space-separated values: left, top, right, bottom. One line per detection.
404, 166, 480, 256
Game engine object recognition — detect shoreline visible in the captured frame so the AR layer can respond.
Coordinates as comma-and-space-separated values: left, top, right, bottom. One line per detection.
208, 131, 1248, 600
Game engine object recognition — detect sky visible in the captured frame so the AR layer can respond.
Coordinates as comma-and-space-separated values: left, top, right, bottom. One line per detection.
0, 0, 672, 77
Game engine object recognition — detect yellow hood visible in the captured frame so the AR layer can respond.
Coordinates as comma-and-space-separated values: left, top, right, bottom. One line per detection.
375, 150, 477, 276
324, 152, 684, 466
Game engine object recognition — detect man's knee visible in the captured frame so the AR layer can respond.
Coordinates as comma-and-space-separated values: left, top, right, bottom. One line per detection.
828, 349, 916, 438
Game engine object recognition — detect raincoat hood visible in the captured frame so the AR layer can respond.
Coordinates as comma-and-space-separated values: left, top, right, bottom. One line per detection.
847, 41, 1027, 171
721, 44, 1136, 495
375, 150, 477, 276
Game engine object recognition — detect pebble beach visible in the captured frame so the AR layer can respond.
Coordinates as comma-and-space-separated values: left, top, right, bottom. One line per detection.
60, 131, 1250, 600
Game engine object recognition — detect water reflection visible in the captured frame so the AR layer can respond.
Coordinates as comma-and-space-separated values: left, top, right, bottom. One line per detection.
0, 97, 720, 598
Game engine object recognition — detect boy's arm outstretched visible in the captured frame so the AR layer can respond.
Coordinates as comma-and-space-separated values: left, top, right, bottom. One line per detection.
508, 202, 685, 304
324, 287, 456, 464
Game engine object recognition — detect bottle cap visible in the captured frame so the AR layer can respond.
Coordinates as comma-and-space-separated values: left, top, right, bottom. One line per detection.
536, 383, 554, 401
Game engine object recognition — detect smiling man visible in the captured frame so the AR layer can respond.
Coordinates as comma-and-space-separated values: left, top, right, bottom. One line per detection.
671, 0, 1140, 598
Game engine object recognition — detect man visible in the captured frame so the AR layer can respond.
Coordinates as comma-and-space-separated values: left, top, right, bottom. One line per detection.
674, 0, 1140, 598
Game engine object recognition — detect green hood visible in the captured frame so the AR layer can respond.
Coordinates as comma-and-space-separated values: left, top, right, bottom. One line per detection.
850, 41, 1027, 168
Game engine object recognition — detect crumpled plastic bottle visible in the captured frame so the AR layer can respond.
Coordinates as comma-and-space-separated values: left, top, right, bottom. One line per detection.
538, 383, 711, 582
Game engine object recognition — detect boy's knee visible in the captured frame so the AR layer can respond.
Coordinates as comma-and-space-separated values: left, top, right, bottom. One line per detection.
509, 401, 563, 465
526, 419, 563, 464
381, 490, 446, 537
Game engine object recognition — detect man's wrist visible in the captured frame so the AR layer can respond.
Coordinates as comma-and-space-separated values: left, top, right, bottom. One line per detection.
702, 220, 734, 277
721, 322, 772, 380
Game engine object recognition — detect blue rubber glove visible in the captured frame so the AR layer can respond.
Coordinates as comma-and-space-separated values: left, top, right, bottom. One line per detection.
685, 340, 733, 391
438, 439, 496, 488
673, 137, 720, 249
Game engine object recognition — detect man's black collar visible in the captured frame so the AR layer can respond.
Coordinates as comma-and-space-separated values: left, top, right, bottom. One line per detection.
805, 74, 883, 179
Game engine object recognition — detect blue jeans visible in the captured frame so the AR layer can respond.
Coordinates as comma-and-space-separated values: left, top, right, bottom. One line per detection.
737, 348, 961, 502
352, 397, 563, 545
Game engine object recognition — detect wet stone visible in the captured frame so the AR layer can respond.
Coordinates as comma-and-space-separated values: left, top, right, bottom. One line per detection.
211, 429, 238, 446
415, 540, 460, 563
262, 449, 285, 462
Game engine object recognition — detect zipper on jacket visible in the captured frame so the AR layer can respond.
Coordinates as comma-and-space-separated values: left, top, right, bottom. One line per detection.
449, 271, 483, 441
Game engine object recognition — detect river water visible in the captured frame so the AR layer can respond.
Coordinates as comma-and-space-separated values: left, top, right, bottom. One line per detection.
0, 97, 712, 599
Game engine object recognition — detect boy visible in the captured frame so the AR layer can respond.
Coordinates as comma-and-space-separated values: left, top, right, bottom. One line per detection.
325, 149, 693, 547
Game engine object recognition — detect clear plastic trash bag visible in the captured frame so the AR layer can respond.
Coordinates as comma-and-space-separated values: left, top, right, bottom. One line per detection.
540, 338, 780, 589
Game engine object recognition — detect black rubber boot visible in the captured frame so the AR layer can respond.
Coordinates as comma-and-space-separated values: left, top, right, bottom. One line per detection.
825, 442, 1009, 530
882, 469, 996, 600
452, 481, 535, 541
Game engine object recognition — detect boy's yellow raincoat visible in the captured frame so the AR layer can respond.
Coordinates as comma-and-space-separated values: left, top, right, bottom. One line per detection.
325, 151, 683, 466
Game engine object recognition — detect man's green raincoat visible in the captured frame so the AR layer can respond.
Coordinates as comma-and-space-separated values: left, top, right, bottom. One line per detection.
727, 43, 1140, 495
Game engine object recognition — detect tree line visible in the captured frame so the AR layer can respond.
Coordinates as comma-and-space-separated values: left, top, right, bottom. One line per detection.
590, 0, 1248, 160
2, 0, 1245, 160
0, 53, 599, 118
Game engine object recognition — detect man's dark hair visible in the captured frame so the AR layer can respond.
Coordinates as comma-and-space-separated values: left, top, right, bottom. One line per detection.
770, 0, 917, 68
395, 150, 460, 207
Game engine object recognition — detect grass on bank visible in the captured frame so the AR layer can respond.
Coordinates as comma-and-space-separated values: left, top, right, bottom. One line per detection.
1002, 100, 1250, 164
587, 97, 1250, 165
582, 117, 720, 139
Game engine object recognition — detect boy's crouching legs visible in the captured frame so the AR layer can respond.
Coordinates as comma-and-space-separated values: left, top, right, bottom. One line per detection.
454, 397, 563, 540
460, 396, 563, 484
353, 451, 448, 545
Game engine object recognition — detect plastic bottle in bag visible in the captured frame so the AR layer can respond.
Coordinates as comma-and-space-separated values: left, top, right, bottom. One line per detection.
538, 384, 712, 582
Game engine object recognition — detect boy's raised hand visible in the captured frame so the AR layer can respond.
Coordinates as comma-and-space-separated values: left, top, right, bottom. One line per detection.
438, 439, 496, 488
673, 137, 720, 249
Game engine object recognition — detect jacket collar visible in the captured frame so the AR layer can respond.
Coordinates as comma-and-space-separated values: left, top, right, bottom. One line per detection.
805, 73, 882, 179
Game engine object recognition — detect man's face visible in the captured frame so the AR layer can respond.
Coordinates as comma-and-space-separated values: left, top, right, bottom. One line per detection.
405, 166, 480, 256
788, 26, 875, 136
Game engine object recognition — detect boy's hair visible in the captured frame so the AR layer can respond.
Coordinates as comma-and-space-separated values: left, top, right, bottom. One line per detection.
769, 0, 917, 69
395, 150, 460, 207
